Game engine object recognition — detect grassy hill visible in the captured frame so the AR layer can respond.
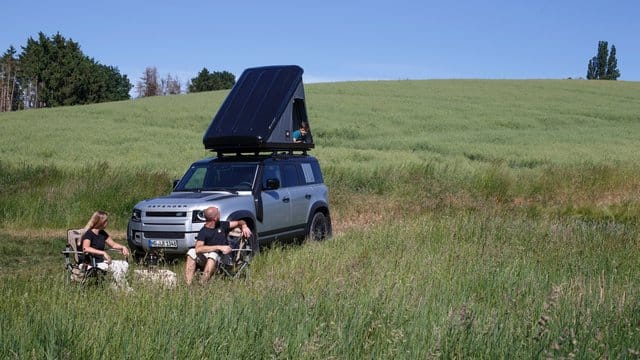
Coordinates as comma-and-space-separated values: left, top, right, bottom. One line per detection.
1, 79, 639, 229
2, 79, 639, 173
1, 79, 639, 358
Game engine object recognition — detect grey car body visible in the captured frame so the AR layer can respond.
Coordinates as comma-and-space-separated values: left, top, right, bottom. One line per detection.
127, 152, 332, 258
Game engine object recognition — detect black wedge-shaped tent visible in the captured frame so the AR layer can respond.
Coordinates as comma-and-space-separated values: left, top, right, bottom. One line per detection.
203, 65, 313, 153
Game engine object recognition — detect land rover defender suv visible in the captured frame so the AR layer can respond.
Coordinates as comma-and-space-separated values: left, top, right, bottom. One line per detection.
127, 151, 331, 258
127, 65, 331, 259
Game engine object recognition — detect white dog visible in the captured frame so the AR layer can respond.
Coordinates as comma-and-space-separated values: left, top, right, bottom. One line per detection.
134, 269, 178, 289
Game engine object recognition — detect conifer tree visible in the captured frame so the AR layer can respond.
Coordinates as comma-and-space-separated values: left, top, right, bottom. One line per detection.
586, 41, 621, 80
596, 41, 608, 80
0, 46, 21, 111
136, 67, 160, 97
586, 57, 597, 80
17, 32, 131, 107
605, 45, 620, 80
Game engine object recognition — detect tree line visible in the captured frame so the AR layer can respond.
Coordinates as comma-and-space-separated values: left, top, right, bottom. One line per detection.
1, 32, 236, 112
1, 32, 132, 111
134, 67, 235, 98
4, 33, 621, 112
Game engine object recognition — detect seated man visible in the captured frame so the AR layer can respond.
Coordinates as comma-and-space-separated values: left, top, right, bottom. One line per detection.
184, 206, 252, 284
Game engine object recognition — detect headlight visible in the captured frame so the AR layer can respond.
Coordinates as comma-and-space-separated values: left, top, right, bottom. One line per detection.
193, 210, 206, 223
131, 209, 141, 222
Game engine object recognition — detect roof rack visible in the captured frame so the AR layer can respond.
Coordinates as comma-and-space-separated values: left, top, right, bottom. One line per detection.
215, 147, 309, 158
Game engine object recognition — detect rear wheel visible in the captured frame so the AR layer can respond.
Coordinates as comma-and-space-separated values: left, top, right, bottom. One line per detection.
307, 212, 331, 242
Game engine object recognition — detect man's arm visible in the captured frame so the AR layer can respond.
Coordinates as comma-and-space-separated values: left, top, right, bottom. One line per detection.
195, 240, 231, 254
229, 220, 252, 238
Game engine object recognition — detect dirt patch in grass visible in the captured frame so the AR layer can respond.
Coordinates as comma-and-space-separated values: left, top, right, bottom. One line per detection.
0, 228, 126, 242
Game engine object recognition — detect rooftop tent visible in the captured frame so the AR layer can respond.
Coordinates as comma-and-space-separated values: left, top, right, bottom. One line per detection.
203, 65, 313, 152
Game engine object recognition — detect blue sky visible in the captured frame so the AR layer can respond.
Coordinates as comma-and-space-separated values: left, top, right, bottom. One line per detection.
3, 0, 639, 89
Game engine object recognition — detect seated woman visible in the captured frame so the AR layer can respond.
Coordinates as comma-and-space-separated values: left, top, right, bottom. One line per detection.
81, 210, 132, 292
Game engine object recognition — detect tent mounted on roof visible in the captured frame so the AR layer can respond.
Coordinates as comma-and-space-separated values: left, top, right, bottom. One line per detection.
203, 65, 314, 153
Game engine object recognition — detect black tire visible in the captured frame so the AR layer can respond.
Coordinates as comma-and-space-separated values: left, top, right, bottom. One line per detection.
131, 249, 146, 265
307, 212, 331, 242
127, 237, 145, 264
246, 233, 260, 256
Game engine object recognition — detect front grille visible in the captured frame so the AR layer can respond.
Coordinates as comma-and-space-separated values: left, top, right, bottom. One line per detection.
146, 211, 187, 217
143, 232, 184, 239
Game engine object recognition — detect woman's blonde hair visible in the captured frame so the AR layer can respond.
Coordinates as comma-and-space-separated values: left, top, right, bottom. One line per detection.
84, 210, 109, 230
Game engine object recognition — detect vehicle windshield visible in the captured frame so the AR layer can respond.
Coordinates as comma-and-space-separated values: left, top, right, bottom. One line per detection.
175, 162, 258, 192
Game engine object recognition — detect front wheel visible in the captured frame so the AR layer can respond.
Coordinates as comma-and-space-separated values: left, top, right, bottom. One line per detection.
246, 232, 260, 256
307, 212, 331, 242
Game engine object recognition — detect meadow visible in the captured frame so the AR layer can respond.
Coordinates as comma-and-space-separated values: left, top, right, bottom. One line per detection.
1, 79, 639, 358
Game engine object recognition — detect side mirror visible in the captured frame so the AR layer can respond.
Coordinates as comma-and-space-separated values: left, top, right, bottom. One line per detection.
265, 178, 280, 190
172, 179, 180, 189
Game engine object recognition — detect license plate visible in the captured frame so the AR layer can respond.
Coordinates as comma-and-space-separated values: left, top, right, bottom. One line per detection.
148, 239, 178, 248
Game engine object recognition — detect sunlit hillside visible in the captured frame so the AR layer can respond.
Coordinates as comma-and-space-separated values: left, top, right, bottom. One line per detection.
1, 79, 639, 177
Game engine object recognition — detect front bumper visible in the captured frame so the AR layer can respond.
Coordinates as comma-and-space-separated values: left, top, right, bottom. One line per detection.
127, 222, 198, 255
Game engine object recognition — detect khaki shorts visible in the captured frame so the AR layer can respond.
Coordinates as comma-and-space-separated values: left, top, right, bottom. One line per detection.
186, 248, 221, 266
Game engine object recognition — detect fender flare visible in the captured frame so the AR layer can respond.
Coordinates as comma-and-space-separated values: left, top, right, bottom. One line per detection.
226, 210, 257, 230
226, 210, 260, 252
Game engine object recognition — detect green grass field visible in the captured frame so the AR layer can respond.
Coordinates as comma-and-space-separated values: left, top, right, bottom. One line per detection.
1, 79, 639, 358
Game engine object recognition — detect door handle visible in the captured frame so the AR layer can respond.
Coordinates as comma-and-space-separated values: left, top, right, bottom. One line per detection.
283, 197, 290, 203
305, 194, 311, 199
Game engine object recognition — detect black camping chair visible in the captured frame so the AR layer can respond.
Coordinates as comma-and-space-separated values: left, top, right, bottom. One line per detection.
216, 231, 255, 278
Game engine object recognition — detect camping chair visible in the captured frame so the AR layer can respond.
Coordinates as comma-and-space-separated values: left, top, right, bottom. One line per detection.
62, 229, 106, 284
215, 229, 254, 279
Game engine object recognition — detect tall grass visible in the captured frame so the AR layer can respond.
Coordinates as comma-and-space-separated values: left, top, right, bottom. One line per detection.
0, 161, 172, 229
1, 79, 639, 357
1, 213, 638, 358
3, 158, 638, 231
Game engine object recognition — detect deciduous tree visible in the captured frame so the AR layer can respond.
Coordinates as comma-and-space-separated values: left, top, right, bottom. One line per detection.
188, 68, 235, 92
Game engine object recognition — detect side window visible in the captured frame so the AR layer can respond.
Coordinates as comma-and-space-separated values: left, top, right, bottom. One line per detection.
262, 165, 281, 188
281, 164, 301, 187
311, 161, 324, 184
300, 163, 316, 184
